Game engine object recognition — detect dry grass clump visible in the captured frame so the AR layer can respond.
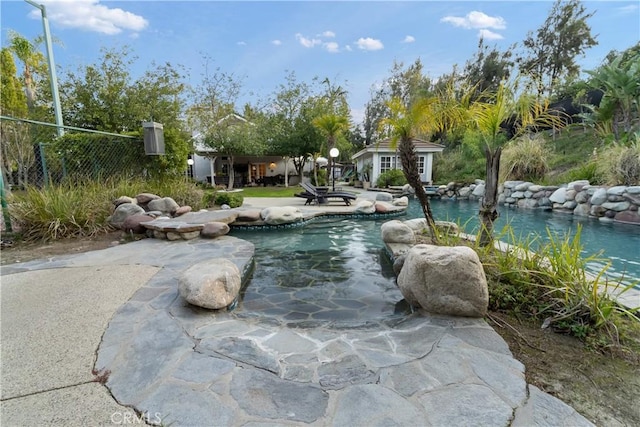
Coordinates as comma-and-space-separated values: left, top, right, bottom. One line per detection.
501, 133, 550, 182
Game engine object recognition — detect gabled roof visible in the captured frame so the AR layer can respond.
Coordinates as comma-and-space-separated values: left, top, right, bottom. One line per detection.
193, 113, 253, 154
351, 138, 445, 160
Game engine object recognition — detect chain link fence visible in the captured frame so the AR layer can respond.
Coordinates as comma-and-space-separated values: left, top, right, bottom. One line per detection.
1, 115, 148, 189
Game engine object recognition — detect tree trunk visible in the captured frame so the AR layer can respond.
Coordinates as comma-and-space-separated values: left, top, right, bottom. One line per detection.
398, 137, 436, 236
479, 145, 502, 246
227, 156, 235, 190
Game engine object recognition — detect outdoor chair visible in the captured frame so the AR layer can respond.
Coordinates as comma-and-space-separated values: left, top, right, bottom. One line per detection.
295, 182, 357, 206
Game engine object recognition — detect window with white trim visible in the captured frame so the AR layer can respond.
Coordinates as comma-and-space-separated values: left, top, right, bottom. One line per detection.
417, 156, 425, 174
380, 156, 392, 173
380, 156, 399, 173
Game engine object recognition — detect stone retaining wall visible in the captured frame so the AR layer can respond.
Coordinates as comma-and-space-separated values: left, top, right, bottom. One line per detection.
434, 180, 640, 226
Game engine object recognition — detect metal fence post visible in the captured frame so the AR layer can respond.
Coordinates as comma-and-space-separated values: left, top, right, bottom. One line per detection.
0, 169, 12, 232
39, 142, 50, 186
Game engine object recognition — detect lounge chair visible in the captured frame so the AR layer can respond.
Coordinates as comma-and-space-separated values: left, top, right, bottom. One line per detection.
295, 182, 357, 206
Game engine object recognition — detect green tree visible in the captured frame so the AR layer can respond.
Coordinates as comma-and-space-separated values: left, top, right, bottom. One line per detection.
586, 51, 640, 141
380, 97, 438, 234
190, 65, 265, 189
313, 113, 349, 187
6, 31, 46, 112
517, 0, 597, 98
363, 59, 433, 145
464, 38, 514, 100
469, 83, 564, 245
204, 114, 264, 189
0, 47, 30, 187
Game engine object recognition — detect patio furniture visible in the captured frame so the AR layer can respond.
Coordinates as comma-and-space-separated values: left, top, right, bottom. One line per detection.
295, 182, 357, 206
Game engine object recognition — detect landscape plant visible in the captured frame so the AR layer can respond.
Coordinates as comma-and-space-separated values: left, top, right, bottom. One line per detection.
595, 140, 640, 185
9, 177, 206, 241
376, 169, 407, 188
500, 133, 550, 182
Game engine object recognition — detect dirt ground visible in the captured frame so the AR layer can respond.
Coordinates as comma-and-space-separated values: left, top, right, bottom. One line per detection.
1, 232, 639, 426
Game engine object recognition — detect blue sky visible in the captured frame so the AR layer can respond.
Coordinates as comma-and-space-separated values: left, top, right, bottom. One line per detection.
2, 0, 639, 123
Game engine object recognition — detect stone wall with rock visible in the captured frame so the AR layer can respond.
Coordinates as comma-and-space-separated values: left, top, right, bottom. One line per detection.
109, 192, 409, 241
433, 180, 640, 226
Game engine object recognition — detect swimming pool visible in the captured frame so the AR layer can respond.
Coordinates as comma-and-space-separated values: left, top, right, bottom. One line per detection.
232, 199, 640, 323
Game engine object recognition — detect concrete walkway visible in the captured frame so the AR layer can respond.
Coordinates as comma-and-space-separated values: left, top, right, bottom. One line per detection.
1, 218, 594, 426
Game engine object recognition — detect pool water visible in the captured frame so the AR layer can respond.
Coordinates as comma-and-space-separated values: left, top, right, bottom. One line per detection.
232, 199, 640, 323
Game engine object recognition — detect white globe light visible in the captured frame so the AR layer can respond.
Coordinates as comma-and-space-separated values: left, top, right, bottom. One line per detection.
329, 148, 339, 158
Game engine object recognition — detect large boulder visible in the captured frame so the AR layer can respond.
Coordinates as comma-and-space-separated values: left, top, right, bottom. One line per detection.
261, 206, 303, 225
122, 214, 154, 234
147, 197, 180, 215
397, 244, 488, 318
590, 188, 608, 205
375, 201, 397, 213
109, 203, 146, 228
549, 187, 567, 204
178, 259, 241, 309
392, 196, 409, 207
135, 192, 160, 206
404, 218, 428, 232
236, 209, 262, 222
201, 222, 230, 238
354, 200, 376, 214
113, 196, 137, 207
381, 220, 416, 245
471, 184, 485, 197
375, 192, 394, 202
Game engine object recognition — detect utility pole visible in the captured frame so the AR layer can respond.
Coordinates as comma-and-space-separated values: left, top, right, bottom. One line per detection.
24, 0, 64, 137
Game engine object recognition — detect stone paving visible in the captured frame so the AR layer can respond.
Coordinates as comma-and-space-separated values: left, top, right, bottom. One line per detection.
2, 233, 594, 426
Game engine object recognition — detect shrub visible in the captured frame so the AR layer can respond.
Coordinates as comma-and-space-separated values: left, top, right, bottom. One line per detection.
9, 177, 206, 241
596, 141, 640, 185
562, 161, 603, 185
213, 191, 244, 208
311, 169, 328, 186
376, 169, 407, 188
443, 225, 639, 350
501, 134, 550, 182
10, 181, 114, 241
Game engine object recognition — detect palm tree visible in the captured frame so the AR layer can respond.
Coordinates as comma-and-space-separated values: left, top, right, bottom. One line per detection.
380, 97, 439, 235
7, 31, 46, 112
586, 53, 640, 141
470, 83, 565, 246
313, 113, 349, 186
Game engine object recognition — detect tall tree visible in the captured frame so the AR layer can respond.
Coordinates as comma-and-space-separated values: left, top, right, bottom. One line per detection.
204, 114, 264, 189
363, 59, 433, 146
517, 0, 597, 98
313, 113, 349, 187
380, 97, 438, 234
0, 47, 30, 187
469, 83, 565, 245
6, 31, 46, 112
191, 65, 265, 189
464, 38, 514, 100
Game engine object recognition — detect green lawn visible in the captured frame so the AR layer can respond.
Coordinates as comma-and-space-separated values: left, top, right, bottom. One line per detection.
239, 186, 303, 197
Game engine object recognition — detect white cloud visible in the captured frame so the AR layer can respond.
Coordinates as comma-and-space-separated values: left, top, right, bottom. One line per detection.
478, 29, 503, 40
402, 35, 415, 43
441, 11, 506, 30
618, 4, 639, 14
345, 45, 352, 52
271, 40, 282, 46
324, 42, 339, 53
355, 37, 384, 51
29, 0, 148, 35
296, 33, 321, 48
321, 30, 336, 38
237, 41, 247, 46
